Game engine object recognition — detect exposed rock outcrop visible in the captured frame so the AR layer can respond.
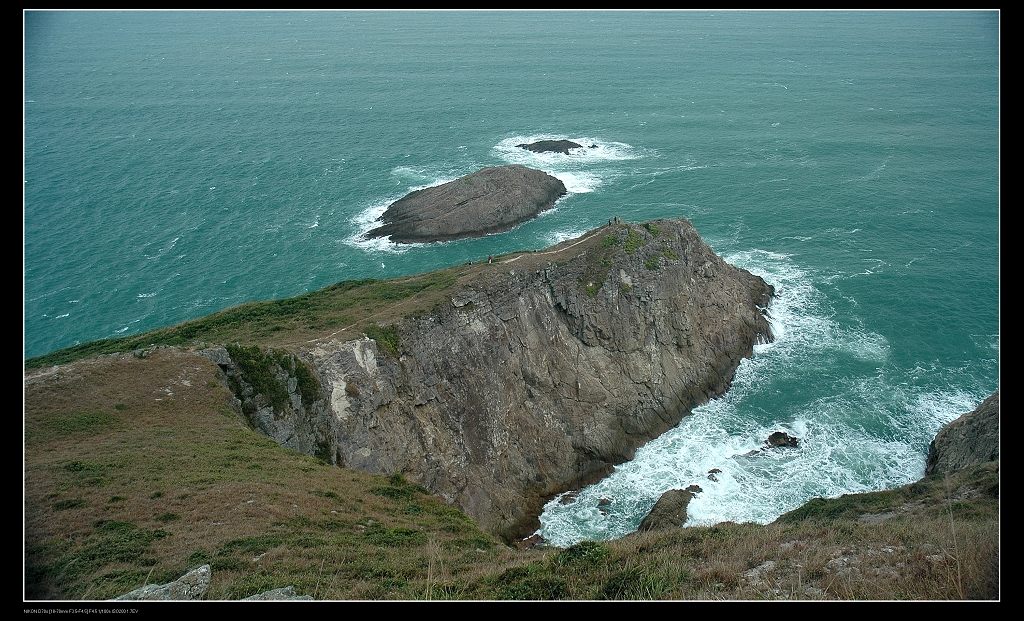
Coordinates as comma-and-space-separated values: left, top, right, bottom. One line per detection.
926, 391, 999, 476
638, 489, 694, 531
114, 565, 211, 600
243, 586, 314, 601
312, 220, 771, 539
516, 139, 585, 154
365, 165, 566, 243
223, 220, 772, 540
201, 345, 338, 465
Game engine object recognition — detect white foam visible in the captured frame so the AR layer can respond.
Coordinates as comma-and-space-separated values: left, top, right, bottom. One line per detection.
343, 199, 424, 255
536, 250, 954, 547
551, 171, 602, 194
493, 134, 646, 166
542, 227, 590, 246
55, 313, 70, 319
137, 292, 157, 299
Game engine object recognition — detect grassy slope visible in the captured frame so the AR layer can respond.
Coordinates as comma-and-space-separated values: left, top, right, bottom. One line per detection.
24, 348, 998, 600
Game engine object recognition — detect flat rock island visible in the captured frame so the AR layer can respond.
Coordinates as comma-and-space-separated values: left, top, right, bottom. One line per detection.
365, 165, 566, 243
516, 139, 585, 154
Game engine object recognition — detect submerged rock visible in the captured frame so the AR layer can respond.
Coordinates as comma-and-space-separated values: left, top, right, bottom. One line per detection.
365, 165, 566, 243
638, 489, 694, 531
926, 391, 999, 476
516, 139, 584, 154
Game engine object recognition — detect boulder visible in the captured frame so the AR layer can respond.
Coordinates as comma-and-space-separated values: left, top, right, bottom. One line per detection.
243, 586, 313, 601
114, 565, 211, 600
638, 489, 694, 531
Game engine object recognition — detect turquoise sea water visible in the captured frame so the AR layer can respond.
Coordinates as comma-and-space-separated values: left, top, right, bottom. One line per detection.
25, 11, 998, 545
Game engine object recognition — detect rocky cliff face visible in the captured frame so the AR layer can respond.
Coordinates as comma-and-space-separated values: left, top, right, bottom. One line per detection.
276, 220, 773, 540
926, 390, 999, 476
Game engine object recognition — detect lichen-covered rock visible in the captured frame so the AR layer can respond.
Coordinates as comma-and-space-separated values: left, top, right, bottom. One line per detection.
114, 565, 211, 600
638, 489, 694, 531
243, 586, 313, 600
365, 165, 566, 243
926, 391, 999, 476
301, 220, 773, 540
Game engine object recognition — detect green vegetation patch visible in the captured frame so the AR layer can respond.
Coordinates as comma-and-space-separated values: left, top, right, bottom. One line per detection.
623, 228, 645, 254
552, 541, 611, 568
27, 411, 120, 444
365, 324, 400, 356
493, 564, 568, 600
26, 271, 458, 369
364, 525, 427, 548
599, 566, 677, 600
225, 344, 291, 411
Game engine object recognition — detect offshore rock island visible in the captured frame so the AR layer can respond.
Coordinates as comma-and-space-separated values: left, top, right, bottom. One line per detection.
365, 164, 566, 243
516, 139, 586, 154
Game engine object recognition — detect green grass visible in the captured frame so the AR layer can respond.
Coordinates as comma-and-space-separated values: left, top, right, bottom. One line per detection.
225, 344, 292, 411
644, 257, 660, 271
365, 324, 400, 356
26, 411, 120, 444
623, 229, 645, 254
26, 271, 459, 369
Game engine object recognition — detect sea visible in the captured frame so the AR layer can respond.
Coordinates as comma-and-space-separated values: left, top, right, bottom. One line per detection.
24, 10, 998, 546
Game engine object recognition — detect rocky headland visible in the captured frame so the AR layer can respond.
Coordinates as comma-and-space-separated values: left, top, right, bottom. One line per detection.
212, 219, 773, 539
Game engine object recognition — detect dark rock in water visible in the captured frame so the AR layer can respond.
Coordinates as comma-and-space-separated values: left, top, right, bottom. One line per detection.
685, 484, 703, 494
365, 165, 566, 243
589, 144, 598, 148
742, 449, 761, 457
516, 533, 547, 549
516, 139, 584, 154
767, 431, 799, 448
639, 489, 694, 531
597, 497, 612, 507
558, 491, 578, 505
926, 391, 999, 476
707, 468, 722, 483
